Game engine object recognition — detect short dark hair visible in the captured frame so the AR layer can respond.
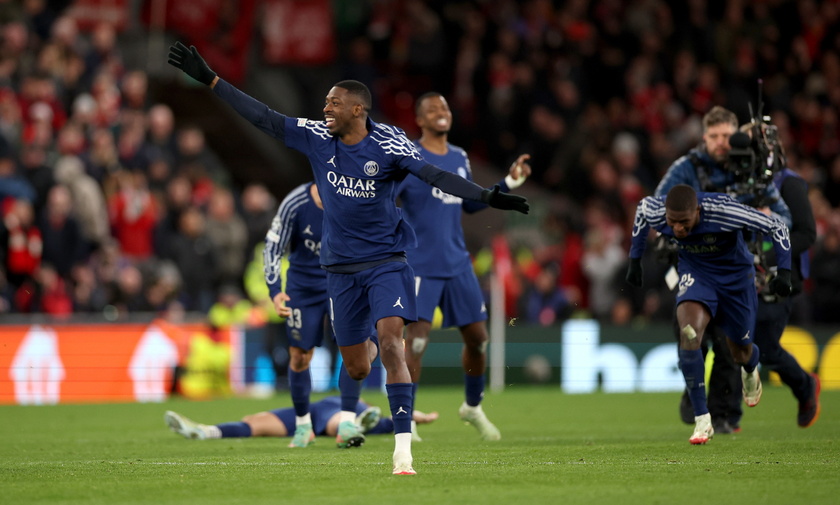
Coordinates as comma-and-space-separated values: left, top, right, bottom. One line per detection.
702, 106, 737, 131
333, 80, 372, 112
415, 91, 443, 115
665, 184, 698, 212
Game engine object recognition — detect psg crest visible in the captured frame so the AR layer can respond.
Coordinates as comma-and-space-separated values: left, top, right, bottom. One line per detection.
364, 161, 380, 176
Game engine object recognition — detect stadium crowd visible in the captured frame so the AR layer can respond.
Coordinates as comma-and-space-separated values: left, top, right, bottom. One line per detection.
1, 0, 839, 327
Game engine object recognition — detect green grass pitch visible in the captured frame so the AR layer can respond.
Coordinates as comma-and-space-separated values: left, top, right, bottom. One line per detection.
1, 386, 836, 505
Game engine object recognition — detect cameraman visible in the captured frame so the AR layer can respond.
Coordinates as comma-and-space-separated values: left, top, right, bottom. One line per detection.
654, 106, 792, 434
743, 121, 821, 428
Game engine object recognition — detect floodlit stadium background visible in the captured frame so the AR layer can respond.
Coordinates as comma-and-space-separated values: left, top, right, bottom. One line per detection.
1, 0, 839, 404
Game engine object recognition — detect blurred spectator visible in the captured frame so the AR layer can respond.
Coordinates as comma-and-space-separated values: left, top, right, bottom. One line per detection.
89, 237, 128, 310
109, 263, 148, 314
69, 263, 107, 313
107, 170, 157, 261
1, 198, 40, 308
204, 187, 247, 288
38, 184, 86, 279
55, 121, 86, 156
29, 263, 73, 316
240, 182, 277, 255
523, 263, 569, 326
116, 110, 148, 170
120, 70, 149, 111
84, 127, 120, 183
153, 174, 192, 258
53, 155, 109, 251
19, 143, 54, 213
207, 284, 254, 329
582, 227, 625, 321
166, 205, 218, 312
17, 73, 66, 133
144, 104, 176, 165
1, 20, 34, 83
0, 89, 23, 145
175, 125, 229, 188
143, 259, 181, 313
81, 22, 122, 89
0, 152, 35, 202
49, 16, 87, 58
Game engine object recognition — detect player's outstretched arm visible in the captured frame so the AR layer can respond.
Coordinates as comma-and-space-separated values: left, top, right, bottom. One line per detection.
463, 154, 531, 214
627, 197, 656, 283
167, 41, 218, 86
480, 185, 529, 214
167, 42, 286, 139
416, 163, 529, 214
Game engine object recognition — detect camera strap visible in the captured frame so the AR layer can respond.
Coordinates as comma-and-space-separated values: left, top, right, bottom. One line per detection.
688, 152, 717, 191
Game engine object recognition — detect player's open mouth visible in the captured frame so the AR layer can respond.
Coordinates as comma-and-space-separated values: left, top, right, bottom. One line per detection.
325, 116, 335, 126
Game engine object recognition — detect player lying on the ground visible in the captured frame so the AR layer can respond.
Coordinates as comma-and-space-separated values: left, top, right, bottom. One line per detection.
164, 396, 439, 442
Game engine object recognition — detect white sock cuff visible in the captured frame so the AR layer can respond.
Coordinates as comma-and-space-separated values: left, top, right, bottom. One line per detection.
394, 432, 412, 453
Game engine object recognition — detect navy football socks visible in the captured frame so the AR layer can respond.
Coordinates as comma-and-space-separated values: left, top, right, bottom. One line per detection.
288, 368, 311, 417
679, 348, 709, 417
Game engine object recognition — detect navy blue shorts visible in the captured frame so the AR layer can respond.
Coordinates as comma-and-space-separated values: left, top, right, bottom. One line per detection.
327, 261, 417, 347
676, 266, 757, 343
284, 297, 330, 351
271, 396, 370, 435
415, 269, 488, 327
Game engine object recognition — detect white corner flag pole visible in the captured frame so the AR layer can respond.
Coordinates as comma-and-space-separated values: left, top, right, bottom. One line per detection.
489, 272, 506, 392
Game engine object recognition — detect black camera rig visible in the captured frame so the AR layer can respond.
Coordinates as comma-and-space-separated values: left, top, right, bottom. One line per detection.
725, 80, 786, 207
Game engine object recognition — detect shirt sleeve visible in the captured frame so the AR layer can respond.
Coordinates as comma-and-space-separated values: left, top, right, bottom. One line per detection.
415, 163, 487, 203
764, 182, 793, 227
263, 196, 297, 298
213, 79, 287, 140
719, 198, 793, 270
629, 197, 660, 259
654, 156, 695, 197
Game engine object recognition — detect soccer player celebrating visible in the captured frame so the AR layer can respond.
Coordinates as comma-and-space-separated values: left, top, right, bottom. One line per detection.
398, 92, 530, 441
655, 106, 792, 433
168, 42, 528, 475
264, 182, 370, 449
626, 184, 791, 444
164, 396, 438, 440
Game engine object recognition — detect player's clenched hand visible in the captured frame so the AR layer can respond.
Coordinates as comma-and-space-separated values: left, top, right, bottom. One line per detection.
272, 292, 292, 318
768, 268, 792, 297
625, 258, 643, 287
482, 185, 529, 214
167, 41, 217, 86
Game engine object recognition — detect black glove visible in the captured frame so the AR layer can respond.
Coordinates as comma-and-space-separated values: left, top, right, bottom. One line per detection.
625, 257, 643, 287
167, 41, 217, 85
768, 268, 792, 297
481, 185, 529, 214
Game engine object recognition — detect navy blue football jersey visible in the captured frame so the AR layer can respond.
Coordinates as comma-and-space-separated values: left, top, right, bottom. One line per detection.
264, 183, 325, 300
397, 143, 474, 277
630, 192, 792, 276
214, 79, 489, 269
